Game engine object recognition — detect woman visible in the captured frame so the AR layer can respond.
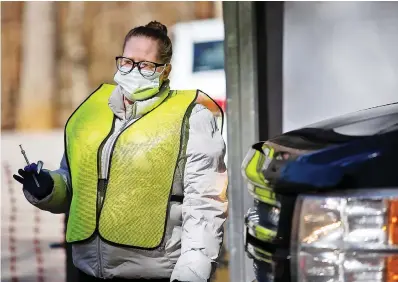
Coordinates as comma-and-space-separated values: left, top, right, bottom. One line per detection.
13, 21, 228, 282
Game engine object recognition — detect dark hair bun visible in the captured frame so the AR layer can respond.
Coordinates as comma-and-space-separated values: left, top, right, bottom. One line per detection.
145, 21, 168, 36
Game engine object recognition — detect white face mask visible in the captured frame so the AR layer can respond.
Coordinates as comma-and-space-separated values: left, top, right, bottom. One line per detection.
114, 67, 163, 101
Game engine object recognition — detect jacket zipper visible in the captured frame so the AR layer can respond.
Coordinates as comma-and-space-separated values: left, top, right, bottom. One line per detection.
97, 110, 137, 212
96, 105, 137, 278
95, 116, 114, 278
100, 119, 130, 178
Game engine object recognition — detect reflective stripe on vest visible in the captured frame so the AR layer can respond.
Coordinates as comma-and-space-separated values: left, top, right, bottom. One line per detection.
64, 84, 197, 248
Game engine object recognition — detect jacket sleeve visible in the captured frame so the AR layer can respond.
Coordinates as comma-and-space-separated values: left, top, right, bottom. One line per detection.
23, 154, 71, 214
171, 105, 229, 282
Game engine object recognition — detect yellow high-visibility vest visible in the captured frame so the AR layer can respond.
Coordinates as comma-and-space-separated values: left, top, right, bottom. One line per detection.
64, 84, 204, 248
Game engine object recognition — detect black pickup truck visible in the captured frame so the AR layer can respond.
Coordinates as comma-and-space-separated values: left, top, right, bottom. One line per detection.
242, 103, 398, 282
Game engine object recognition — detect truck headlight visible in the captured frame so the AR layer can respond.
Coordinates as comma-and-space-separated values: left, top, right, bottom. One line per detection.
292, 191, 398, 282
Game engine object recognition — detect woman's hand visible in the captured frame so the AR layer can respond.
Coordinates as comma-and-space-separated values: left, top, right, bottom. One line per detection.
13, 162, 54, 200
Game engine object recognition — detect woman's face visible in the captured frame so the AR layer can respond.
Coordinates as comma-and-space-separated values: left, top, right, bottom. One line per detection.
123, 36, 171, 80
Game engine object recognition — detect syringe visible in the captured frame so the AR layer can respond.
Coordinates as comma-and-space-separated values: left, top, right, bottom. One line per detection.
19, 144, 40, 188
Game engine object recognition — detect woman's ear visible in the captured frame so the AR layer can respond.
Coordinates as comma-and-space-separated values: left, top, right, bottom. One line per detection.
162, 64, 172, 81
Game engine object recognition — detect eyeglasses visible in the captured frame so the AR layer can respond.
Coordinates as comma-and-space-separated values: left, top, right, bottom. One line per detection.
115, 56, 167, 78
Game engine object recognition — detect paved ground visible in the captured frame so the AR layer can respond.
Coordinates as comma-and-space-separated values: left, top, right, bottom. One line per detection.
1, 131, 66, 282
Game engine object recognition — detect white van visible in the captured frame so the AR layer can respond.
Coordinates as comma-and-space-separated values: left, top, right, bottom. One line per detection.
169, 19, 227, 145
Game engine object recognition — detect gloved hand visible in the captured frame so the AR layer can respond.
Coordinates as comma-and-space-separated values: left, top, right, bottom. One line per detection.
13, 162, 54, 200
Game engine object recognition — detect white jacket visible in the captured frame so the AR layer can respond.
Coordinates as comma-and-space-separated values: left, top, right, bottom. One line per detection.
23, 85, 228, 281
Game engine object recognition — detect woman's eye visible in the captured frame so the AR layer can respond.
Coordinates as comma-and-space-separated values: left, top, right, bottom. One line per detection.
140, 62, 156, 70
140, 62, 149, 68
122, 60, 132, 66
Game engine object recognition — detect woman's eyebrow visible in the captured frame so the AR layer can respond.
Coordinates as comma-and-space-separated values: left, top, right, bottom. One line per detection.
122, 55, 160, 64
122, 54, 150, 61
122, 56, 136, 61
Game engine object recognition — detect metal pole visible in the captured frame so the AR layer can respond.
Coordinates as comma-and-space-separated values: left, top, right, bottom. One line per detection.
223, 2, 259, 282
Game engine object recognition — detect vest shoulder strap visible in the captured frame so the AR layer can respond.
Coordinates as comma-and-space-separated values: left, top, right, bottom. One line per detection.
96, 83, 117, 98
192, 89, 225, 132
66, 84, 116, 125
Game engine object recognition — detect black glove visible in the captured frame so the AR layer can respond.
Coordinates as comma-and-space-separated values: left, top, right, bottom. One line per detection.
13, 162, 54, 200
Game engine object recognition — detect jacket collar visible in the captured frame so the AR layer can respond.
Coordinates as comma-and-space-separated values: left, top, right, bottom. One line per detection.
108, 81, 171, 120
